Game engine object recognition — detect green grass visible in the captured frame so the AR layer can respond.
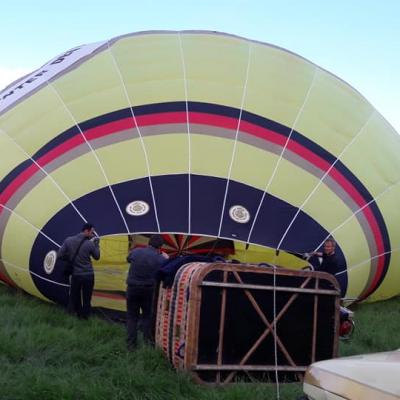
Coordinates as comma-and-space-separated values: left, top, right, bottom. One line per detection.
339, 297, 400, 357
1, 285, 399, 400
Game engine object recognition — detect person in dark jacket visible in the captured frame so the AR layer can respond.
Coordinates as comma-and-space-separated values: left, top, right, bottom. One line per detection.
307, 238, 338, 276
319, 238, 339, 275
58, 223, 100, 319
126, 234, 168, 349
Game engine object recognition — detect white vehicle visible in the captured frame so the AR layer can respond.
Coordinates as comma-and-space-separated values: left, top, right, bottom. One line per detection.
302, 349, 400, 400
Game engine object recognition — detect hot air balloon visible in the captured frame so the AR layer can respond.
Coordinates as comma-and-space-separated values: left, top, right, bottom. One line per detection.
1, 31, 399, 313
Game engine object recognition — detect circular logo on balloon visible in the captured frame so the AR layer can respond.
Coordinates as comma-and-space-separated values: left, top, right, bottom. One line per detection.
126, 200, 150, 216
43, 250, 57, 274
229, 205, 250, 224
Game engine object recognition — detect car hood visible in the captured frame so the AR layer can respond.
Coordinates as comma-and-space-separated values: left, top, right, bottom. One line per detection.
304, 350, 400, 400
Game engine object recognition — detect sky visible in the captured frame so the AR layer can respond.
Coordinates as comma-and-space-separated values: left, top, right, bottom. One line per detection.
1, 0, 399, 132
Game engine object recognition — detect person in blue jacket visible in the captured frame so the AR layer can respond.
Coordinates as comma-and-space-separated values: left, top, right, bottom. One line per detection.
126, 234, 168, 349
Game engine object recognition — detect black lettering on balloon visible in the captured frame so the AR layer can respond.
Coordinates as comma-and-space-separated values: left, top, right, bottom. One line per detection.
50, 48, 81, 65
0, 70, 49, 102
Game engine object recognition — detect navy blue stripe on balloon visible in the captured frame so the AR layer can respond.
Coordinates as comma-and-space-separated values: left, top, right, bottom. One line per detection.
190, 175, 227, 236
133, 101, 187, 116
80, 108, 132, 131
112, 178, 159, 233
29, 175, 348, 305
152, 174, 189, 233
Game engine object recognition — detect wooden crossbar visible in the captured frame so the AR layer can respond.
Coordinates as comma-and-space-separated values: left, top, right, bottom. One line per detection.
200, 281, 339, 296
194, 365, 308, 371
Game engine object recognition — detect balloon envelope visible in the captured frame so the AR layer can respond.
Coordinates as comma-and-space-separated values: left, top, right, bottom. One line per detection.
0, 31, 399, 310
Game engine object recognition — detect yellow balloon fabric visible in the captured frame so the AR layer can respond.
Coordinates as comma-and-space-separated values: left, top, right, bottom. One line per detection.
0, 31, 399, 311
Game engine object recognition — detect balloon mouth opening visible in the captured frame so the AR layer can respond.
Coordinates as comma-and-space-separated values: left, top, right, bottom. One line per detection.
93, 233, 310, 270
128, 233, 235, 259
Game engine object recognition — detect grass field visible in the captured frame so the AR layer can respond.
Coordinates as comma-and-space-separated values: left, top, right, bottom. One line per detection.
1, 284, 399, 400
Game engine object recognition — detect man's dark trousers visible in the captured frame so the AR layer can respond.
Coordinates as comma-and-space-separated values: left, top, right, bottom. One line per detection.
126, 284, 154, 348
68, 274, 94, 318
